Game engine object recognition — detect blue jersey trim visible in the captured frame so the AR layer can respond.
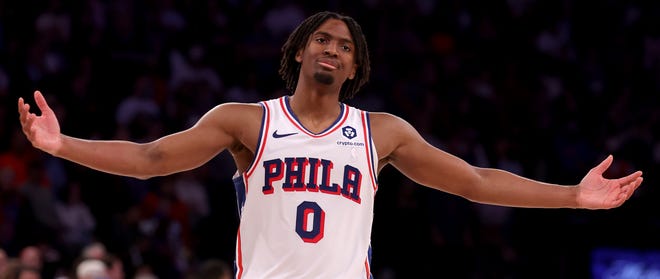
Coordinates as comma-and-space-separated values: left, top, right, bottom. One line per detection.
233, 175, 246, 217
365, 112, 378, 186
283, 95, 345, 135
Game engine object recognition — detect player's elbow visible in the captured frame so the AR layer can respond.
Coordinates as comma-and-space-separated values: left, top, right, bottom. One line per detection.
132, 143, 168, 180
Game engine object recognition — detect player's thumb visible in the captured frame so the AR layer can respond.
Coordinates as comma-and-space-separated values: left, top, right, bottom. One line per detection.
33, 90, 53, 116
591, 154, 614, 175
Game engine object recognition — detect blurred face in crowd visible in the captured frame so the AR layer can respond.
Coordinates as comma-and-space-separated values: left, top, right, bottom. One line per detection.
17, 269, 41, 279
19, 246, 42, 270
0, 249, 8, 275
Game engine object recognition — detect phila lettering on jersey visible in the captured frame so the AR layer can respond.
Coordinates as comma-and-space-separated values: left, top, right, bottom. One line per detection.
233, 96, 379, 279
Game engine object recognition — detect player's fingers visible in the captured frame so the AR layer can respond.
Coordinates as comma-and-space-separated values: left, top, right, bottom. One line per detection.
23, 113, 36, 131
18, 99, 28, 121
620, 176, 643, 200
22, 118, 34, 139
619, 171, 643, 186
17, 97, 24, 112
18, 97, 30, 115
629, 177, 643, 192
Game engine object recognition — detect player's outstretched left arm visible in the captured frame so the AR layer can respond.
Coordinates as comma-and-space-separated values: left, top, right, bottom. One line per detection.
371, 112, 644, 209
576, 155, 643, 209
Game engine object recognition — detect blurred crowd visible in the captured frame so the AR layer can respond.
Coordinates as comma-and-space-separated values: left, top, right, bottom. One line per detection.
0, 0, 658, 278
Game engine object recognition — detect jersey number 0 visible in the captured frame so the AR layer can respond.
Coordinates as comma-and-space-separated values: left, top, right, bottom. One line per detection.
295, 201, 326, 243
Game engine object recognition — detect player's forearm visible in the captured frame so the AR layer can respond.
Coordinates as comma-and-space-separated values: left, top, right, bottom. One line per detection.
54, 135, 160, 179
467, 168, 579, 208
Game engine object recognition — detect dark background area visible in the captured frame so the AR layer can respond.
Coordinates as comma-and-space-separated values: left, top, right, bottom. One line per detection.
0, 0, 658, 278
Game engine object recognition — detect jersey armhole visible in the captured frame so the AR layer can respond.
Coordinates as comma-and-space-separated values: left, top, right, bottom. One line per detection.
361, 111, 379, 191
243, 101, 271, 178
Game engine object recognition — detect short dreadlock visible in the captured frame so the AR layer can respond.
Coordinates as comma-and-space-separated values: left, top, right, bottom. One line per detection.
279, 11, 371, 101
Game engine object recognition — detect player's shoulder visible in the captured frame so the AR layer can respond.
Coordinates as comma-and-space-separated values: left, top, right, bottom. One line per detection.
366, 111, 409, 128
210, 102, 264, 116
366, 111, 419, 143
363, 111, 419, 159
199, 102, 265, 128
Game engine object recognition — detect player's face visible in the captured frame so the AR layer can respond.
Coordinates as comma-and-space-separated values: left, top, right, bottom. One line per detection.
296, 19, 357, 87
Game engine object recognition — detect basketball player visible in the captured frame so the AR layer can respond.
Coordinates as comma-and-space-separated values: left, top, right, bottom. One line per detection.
17, 11, 643, 279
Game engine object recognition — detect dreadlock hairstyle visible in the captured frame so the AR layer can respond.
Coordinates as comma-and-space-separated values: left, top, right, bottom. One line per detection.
279, 11, 371, 101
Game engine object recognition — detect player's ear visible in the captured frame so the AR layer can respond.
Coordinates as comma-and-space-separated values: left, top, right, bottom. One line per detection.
348, 64, 357, 80
295, 49, 303, 63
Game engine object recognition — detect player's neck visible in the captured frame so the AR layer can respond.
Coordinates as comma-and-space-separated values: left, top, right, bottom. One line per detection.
288, 90, 342, 133
290, 83, 341, 113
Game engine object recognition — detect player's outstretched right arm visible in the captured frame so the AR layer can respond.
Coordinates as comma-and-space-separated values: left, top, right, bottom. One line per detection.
18, 90, 240, 179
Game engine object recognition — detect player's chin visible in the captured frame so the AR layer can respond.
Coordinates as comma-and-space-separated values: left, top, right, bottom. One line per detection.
313, 72, 334, 85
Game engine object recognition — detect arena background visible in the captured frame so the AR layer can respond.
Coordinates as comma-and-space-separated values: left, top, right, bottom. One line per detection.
0, 1, 658, 278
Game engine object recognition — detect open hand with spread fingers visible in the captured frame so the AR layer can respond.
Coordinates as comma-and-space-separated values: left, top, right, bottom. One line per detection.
577, 154, 644, 209
17, 90, 63, 155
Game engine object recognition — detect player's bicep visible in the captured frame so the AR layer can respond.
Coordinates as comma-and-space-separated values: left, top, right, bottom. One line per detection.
146, 104, 239, 175
387, 118, 481, 196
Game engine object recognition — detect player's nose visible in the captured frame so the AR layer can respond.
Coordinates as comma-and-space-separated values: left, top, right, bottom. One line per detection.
323, 44, 338, 56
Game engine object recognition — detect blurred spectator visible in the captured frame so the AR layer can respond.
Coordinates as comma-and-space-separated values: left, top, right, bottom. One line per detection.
171, 171, 210, 228
195, 259, 232, 279
18, 161, 61, 245
55, 181, 96, 259
0, 130, 38, 190
168, 44, 222, 94
34, 0, 71, 44
262, 1, 306, 40
81, 242, 107, 260
75, 259, 108, 279
224, 72, 261, 103
0, 249, 8, 276
0, 260, 41, 279
0, 170, 21, 249
132, 264, 157, 279
104, 254, 125, 279
18, 247, 42, 273
115, 75, 162, 131
154, 0, 186, 33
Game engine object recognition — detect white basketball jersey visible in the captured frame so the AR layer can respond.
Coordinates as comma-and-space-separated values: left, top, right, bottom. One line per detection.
233, 96, 379, 279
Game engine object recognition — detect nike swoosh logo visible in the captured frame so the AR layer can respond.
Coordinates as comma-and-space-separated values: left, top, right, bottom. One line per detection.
272, 130, 298, 138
